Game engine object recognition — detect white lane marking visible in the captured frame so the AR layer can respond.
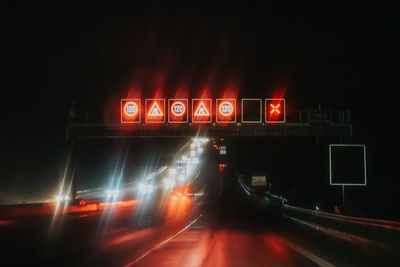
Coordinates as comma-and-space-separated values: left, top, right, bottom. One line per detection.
284, 214, 388, 247
124, 213, 203, 267
276, 235, 335, 267
262, 226, 335, 267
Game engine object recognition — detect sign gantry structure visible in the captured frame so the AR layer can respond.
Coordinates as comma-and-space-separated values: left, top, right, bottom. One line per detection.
67, 97, 352, 140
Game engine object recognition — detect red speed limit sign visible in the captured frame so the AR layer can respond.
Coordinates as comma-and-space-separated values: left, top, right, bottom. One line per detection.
121, 99, 141, 123
168, 99, 188, 123
216, 99, 236, 123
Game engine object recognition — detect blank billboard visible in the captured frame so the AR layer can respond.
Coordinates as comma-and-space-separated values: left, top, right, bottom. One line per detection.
329, 144, 367, 186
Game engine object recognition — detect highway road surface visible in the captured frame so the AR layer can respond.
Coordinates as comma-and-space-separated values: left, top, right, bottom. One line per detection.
1, 163, 399, 266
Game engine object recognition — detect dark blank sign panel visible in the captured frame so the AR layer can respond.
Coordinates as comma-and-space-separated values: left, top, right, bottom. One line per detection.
242, 99, 262, 123
330, 144, 366, 185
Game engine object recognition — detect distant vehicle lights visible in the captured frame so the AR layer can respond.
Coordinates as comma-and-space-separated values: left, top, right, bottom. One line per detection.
163, 177, 176, 190
138, 183, 154, 194
56, 195, 70, 203
106, 188, 120, 199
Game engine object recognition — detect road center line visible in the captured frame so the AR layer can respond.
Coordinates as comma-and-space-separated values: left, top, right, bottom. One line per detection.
124, 213, 203, 267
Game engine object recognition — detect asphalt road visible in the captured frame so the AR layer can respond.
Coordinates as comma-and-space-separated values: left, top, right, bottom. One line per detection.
133, 166, 400, 266
1, 163, 399, 266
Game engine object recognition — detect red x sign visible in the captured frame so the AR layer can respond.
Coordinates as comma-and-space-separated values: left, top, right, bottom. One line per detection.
265, 98, 285, 123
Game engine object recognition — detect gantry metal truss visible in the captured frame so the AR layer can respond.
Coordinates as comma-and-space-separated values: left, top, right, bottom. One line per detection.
66, 107, 352, 139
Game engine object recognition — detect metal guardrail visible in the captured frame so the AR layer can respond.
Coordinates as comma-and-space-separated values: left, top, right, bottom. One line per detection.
280, 203, 400, 245
282, 204, 400, 231
237, 176, 400, 245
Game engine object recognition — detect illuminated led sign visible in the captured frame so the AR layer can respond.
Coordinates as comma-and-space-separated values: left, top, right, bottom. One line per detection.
121, 99, 141, 123
265, 98, 285, 123
121, 97, 286, 125
216, 99, 236, 123
145, 99, 165, 123
192, 99, 212, 123
168, 99, 188, 123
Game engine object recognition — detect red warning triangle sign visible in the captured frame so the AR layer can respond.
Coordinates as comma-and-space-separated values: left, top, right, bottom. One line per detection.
147, 101, 164, 117
194, 101, 210, 116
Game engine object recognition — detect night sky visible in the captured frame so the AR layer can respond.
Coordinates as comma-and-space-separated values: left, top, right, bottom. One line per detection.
2, 2, 399, 214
